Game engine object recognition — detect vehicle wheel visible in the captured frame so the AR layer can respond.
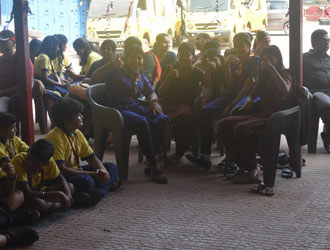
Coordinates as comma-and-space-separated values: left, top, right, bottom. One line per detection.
142, 38, 150, 52
283, 21, 289, 35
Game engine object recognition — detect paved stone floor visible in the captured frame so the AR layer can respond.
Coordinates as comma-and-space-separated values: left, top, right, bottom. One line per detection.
14, 129, 330, 249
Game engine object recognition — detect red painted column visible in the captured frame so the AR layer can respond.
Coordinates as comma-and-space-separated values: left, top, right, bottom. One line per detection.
14, 0, 34, 145
289, 0, 303, 85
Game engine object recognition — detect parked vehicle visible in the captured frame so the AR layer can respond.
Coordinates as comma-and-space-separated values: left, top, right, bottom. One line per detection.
266, 0, 289, 34
184, 0, 246, 47
86, 0, 177, 49
243, 0, 268, 32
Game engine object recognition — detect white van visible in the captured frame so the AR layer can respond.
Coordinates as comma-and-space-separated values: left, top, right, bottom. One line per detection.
184, 0, 246, 47
86, 0, 177, 49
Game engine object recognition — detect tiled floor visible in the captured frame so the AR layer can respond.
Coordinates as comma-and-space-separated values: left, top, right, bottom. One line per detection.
14, 127, 330, 249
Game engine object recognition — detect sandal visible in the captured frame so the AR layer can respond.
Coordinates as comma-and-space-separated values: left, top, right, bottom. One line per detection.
150, 169, 168, 184
250, 183, 274, 196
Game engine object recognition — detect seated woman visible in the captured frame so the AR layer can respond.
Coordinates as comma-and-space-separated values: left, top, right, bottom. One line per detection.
253, 31, 271, 56
65, 38, 101, 82
157, 42, 203, 164
217, 45, 293, 189
34, 35, 71, 124
104, 45, 168, 184
53, 34, 73, 80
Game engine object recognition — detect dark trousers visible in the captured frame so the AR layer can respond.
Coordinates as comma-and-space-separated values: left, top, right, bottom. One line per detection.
121, 109, 168, 165
312, 92, 330, 136
218, 115, 267, 172
200, 97, 226, 155
172, 114, 193, 157
67, 162, 118, 196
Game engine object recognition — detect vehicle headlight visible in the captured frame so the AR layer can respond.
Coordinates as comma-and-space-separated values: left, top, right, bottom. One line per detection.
187, 23, 193, 30
89, 31, 95, 39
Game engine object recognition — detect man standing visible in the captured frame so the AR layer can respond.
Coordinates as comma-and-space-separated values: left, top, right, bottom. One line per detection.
303, 29, 330, 152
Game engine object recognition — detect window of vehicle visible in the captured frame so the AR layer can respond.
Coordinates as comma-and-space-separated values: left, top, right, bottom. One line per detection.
266, 0, 288, 10
88, 0, 132, 18
187, 0, 228, 12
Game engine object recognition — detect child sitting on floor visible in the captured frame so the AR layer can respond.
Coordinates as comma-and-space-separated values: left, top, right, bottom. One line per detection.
0, 112, 40, 226
12, 139, 73, 215
45, 98, 119, 207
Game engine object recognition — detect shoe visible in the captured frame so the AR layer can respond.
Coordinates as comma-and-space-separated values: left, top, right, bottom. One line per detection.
185, 154, 212, 171
74, 192, 91, 208
150, 169, 168, 184
1, 228, 39, 246
250, 183, 274, 196
281, 167, 294, 179
321, 132, 330, 153
90, 189, 103, 206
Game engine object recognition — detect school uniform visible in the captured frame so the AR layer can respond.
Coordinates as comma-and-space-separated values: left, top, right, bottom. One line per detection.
80, 51, 102, 75
218, 72, 293, 173
45, 128, 118, 196
0, 136, 29, 163
34, 53, 69, 99
200, 55, 259, 155
12, 152, 60, 191
104, 68, 169, 166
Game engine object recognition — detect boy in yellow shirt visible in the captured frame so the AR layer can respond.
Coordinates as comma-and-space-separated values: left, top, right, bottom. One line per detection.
0, 112, 40, 226
12, 139, 73, 214
45, 98, 119, 207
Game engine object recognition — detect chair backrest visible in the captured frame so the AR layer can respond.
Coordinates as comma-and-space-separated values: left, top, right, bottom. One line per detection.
87, 83, 108, 107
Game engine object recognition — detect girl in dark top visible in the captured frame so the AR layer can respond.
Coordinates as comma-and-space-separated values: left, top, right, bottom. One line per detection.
217, 45, 293, 188
105, 45, 168, 184
86, 39, 116, 79
157, 42, 203, 163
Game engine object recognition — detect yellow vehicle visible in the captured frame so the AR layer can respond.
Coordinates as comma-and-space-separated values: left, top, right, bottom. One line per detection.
243, 0, 268, 32
184, 0, 246, 47
86, 0, 177, 49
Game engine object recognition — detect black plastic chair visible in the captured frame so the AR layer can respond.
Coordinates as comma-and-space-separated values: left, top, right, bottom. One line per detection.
261, 105, 301, 187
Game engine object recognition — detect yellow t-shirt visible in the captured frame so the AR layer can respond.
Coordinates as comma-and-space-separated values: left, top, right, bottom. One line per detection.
80, 51, 102, 75
12, 152, 60, 190
0, 136, 29, 163
53, 53, 71, 74
34, 53, 53, 78
45, 127, 94, 169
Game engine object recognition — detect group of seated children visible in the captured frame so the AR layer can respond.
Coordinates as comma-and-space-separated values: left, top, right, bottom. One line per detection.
13, 29, 298, 195
0, 97, 120, 246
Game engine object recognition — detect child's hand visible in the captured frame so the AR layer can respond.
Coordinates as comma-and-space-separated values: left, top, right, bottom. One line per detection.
225, 55, 238, 66
2, 163, 16, 179
58, 191, 72, 209
206, 58, 217, 71
96, 169, 110, 184
149, 100, 162, 115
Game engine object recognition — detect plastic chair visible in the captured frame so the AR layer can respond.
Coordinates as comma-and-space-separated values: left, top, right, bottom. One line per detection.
223, 105, 301, 183
87, 83, 135, 180
261, 105, 301, 187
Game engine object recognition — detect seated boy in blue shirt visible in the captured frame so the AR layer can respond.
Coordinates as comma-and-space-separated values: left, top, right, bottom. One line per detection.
12, 139, 73, 215
45, 98, 119, 207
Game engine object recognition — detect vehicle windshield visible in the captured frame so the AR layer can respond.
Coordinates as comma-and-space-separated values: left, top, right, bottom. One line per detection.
88, 1, 133, 18
187, 0, 228, 12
